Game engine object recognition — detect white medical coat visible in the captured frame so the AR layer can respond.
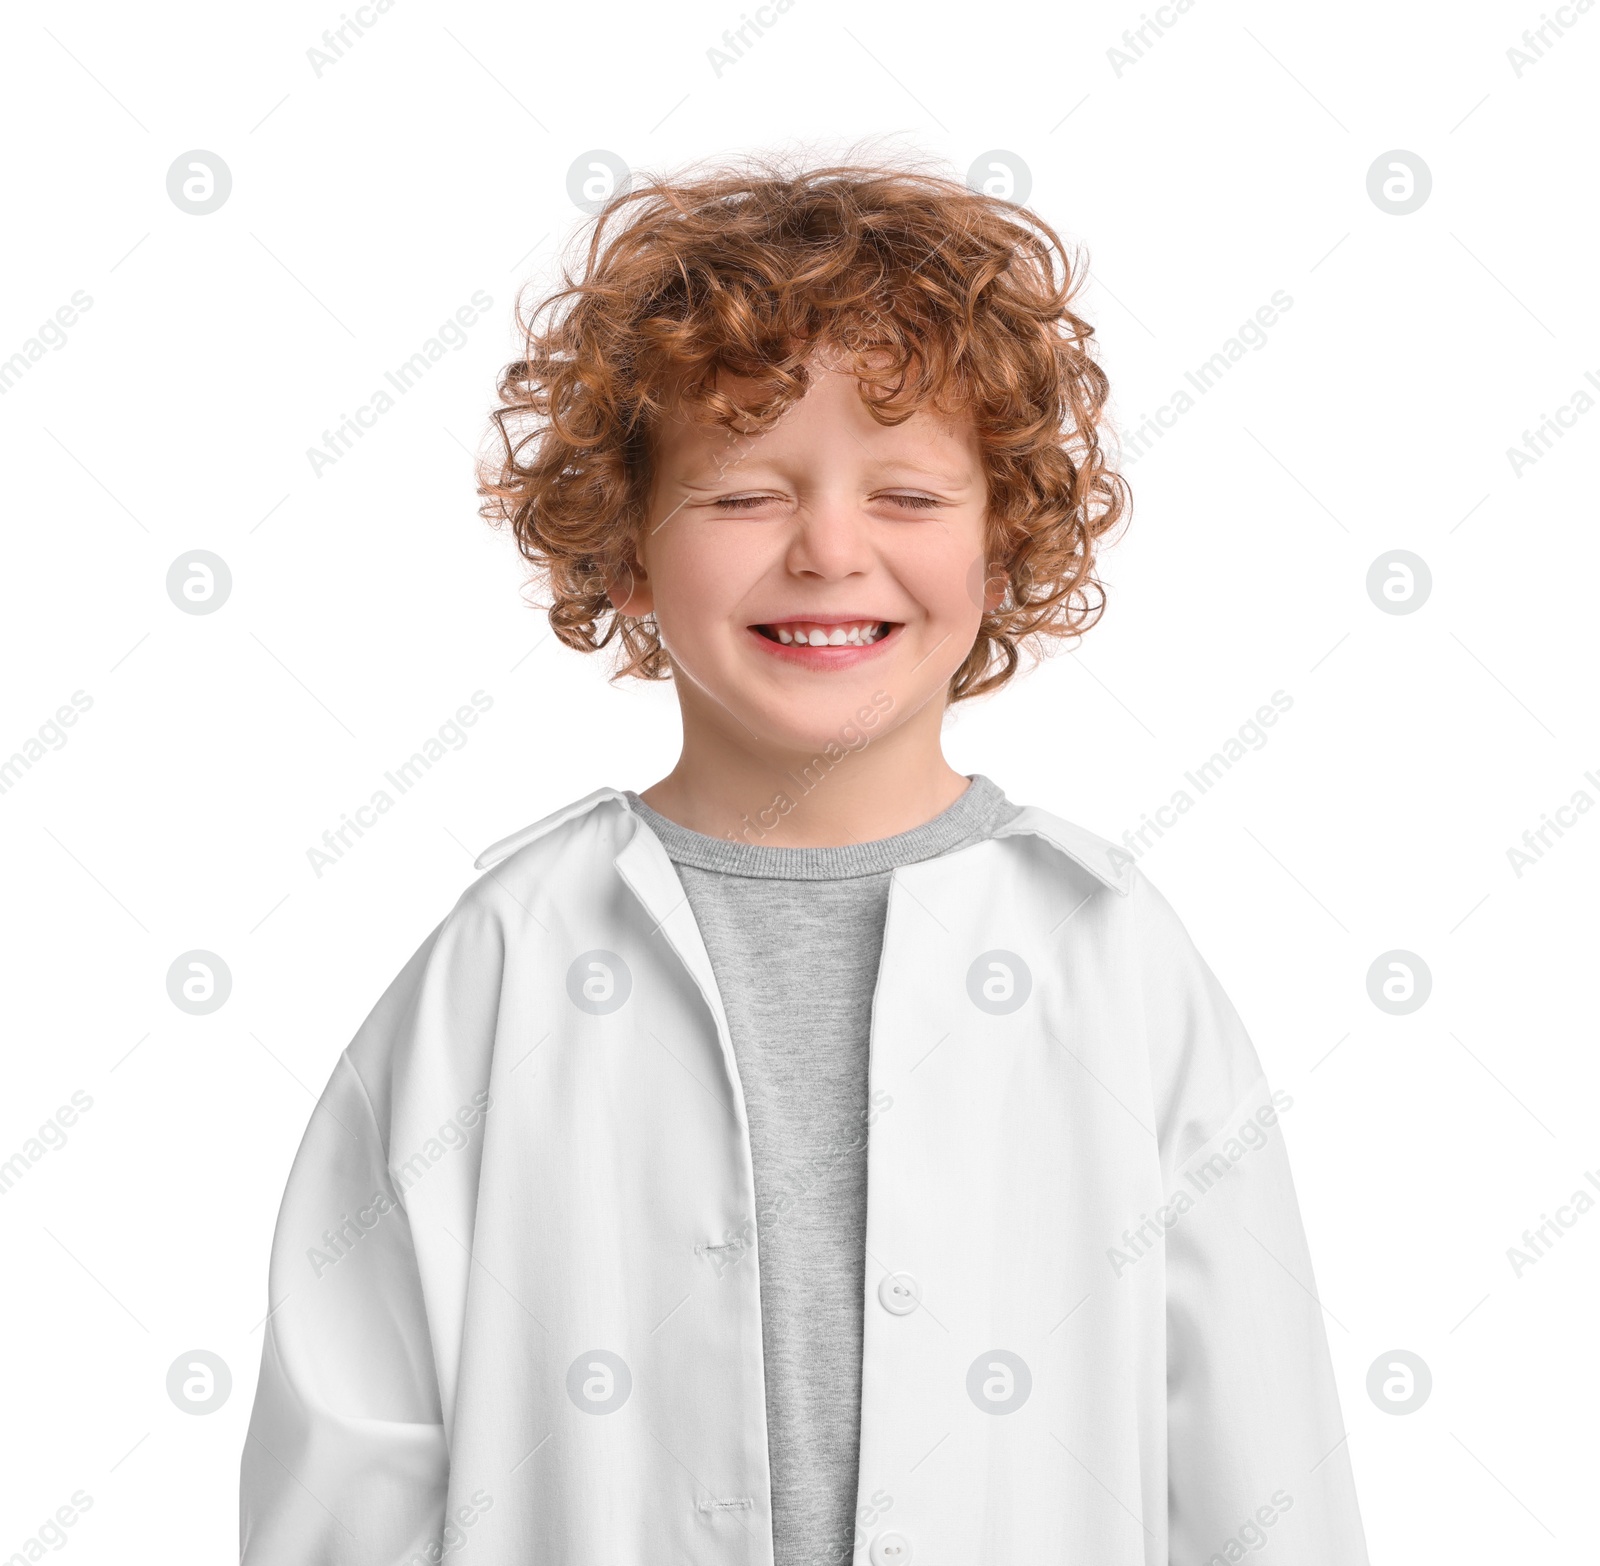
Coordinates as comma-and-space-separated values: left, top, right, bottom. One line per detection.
239, 785, 1370, 1565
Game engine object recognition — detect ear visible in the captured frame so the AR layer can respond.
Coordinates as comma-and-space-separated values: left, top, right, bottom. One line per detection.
980, 561, 1009, 614
603, 554, 653, 617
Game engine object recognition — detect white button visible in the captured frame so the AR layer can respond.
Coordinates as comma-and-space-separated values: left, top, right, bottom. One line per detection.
877, 1272, 921, 1315
869, 1530, 912, 1564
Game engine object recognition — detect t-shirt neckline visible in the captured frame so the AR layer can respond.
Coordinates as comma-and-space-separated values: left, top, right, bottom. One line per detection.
622, 773, 1013, 881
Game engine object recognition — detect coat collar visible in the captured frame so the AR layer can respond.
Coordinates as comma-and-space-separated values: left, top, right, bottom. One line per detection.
474, 785, 1134, 896
990, 805, 1135, 894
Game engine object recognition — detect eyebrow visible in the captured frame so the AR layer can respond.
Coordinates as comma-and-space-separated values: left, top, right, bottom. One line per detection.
674, 456, 973, 489
865, 457, 972, 483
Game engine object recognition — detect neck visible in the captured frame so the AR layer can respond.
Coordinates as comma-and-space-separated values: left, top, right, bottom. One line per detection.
639, 689, 969, 848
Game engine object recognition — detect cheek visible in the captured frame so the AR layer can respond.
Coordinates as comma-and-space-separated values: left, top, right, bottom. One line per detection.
891, 537, 989, 626
653, 577, 720, 657
649, 525, 764, 637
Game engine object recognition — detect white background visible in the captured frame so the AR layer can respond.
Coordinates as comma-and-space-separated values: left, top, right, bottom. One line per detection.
2, 0, 1596, 1560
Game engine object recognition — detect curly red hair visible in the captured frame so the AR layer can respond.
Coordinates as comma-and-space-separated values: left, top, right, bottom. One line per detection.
476, 150, 1130, 702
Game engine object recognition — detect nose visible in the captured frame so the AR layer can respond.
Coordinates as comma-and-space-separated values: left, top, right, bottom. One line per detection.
784, 491, 875, 581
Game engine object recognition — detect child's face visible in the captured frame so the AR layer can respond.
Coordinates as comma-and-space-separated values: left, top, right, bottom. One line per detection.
619, 358, 1001, 756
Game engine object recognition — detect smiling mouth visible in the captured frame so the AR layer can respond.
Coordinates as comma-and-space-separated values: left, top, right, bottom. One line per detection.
753, 619, 896, 647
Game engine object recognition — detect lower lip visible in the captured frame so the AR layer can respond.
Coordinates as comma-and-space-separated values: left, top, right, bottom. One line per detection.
747, 623, 901, 669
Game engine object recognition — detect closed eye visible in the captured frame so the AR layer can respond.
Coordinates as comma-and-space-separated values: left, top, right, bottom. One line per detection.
710, 493, 943, 511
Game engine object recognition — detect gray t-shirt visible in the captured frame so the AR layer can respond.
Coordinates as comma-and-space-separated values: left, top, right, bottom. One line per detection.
624, 775, 1022, 1566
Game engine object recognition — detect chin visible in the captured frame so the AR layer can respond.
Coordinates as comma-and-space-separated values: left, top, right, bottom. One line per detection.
740, 693, 900, 760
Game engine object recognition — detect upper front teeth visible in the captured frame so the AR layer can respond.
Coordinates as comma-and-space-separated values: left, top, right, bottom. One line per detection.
773, 621, 883, 646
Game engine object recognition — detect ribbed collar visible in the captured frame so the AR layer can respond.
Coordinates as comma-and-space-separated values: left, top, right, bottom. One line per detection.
620, 773, 1017, 881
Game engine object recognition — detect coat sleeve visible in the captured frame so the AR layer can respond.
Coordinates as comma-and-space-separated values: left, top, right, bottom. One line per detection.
1131, 871, 1371, 1566
240, 929, 451, 1566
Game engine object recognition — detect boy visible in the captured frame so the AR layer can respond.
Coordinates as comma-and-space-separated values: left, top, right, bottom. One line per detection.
241, 157, 1369, 1566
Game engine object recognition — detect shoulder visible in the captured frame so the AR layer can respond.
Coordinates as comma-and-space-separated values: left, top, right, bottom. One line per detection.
348, 787, 630, 1058
992, 801, 1214, 966
452, 785, 634, 920
1003, 802, 1267, 1153
992, 801, 1140, 898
